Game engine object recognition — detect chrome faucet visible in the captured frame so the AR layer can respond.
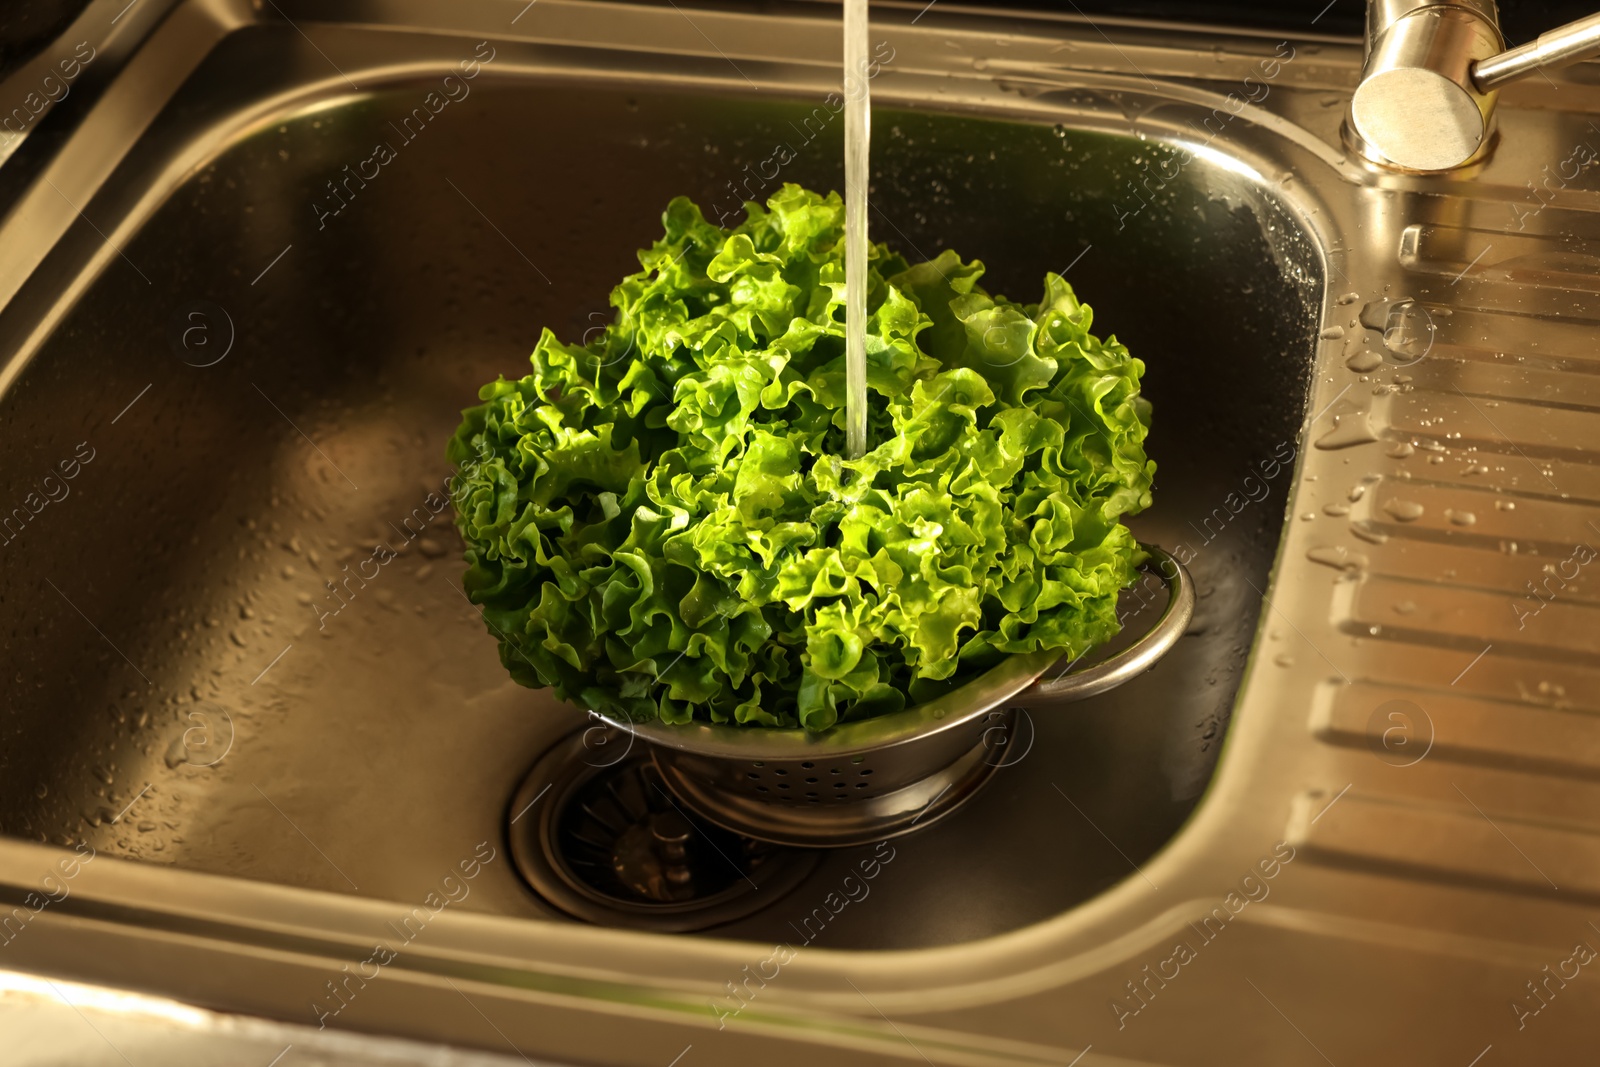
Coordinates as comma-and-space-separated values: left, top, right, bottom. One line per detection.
1350, 0, 1600, 170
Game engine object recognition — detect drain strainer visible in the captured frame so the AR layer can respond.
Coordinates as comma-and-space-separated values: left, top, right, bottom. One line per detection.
508, 724, 820, 932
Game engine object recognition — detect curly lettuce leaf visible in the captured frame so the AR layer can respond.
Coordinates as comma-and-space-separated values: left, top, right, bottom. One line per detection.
449, 184, 1154, 731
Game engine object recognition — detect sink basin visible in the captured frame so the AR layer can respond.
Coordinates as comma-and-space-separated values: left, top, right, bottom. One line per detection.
2, 1, 1597, 1064
0, 72, 1314, 948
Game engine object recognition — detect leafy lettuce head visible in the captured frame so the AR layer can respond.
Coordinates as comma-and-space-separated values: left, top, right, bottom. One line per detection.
448, 184, 1154, 732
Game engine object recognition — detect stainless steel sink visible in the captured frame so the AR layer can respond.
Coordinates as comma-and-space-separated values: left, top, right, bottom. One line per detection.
0, 72, 1314, 947
0, 1, 1597, 1064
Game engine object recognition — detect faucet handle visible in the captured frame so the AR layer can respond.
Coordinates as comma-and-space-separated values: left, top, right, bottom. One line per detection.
1353, 2, 1600, 171
1474, 12, 1600, 89
1350, 2, 1504, 171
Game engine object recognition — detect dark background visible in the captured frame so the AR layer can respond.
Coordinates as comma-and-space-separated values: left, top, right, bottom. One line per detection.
4, 0, 1600, 74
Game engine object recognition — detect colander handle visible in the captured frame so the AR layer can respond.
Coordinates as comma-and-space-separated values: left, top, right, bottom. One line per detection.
1014, 543, 1195, 708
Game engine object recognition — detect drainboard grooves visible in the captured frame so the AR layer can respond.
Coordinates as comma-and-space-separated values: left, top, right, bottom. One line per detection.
1388, 390, 1600, 462
1442, 274, 1600, 318
1354, 483, 1600, 545
1401, 359, 1600, 413
1288, 792, 1600, 901
1377, 460, 1600, 506
1311, 681, 1600, 777
1393, 448, 1600, 501
1401, 223, 1600, 293
1340, 537, 1600, 602
1332, 641, 1600, 710
1364, 303, 1600, 374
1343, 575, 1600, 661
1463, 187, 1600, 227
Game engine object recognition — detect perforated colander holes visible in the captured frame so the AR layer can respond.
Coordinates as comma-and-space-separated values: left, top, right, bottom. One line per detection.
753, 762, 795, 805
744, 758, 876, 799
745, 761, 792, 789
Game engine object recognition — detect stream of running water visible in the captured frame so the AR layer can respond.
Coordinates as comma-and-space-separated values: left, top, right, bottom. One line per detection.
843, 0, 870, 459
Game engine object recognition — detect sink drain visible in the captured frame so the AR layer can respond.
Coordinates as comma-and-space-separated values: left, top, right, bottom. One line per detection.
508, 724, 820, 932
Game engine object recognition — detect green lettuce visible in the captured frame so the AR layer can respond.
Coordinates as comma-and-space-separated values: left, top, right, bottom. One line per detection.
448, 184, 1154, 731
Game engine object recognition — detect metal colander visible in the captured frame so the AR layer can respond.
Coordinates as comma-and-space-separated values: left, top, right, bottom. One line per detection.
606, 545, 1193, 847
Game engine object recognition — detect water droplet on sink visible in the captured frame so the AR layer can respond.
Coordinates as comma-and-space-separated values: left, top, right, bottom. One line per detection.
1446, 509, 1476, 526
1345, 348, 1383, 372
1320, 325, 1346, 340
1316, 408, 1378, 449
1377, 300, 1436, 363
1336, 291, 1360, 305
1323, 503, 1351, 516
1383, 499, 1425, 521
1273, 652, 1295, 667
1385, 440, 1415, 458
1307, 545, 1367, 572
1393, 600, 1416, 615
1351, 523, 1389, 545
83, 807, 117, 828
